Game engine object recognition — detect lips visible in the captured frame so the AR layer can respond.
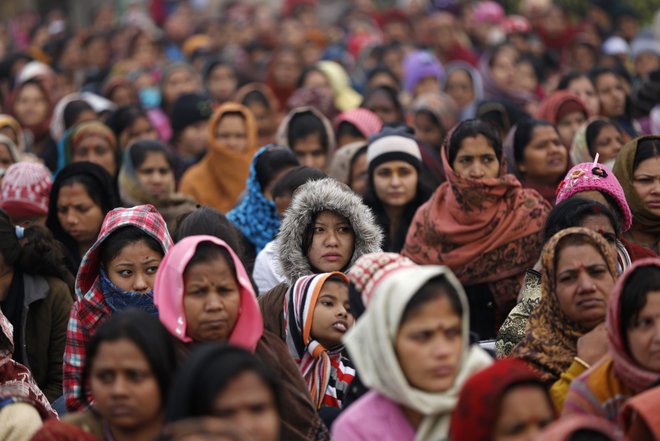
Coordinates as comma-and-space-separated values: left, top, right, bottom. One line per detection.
109, 404, 134, 418
577, 297, 604, 309
332, 321, 348, 332
431, 366, 454, 377
647, 201, 660, 209
322, 253, 342, 262
200, 319, 228, 330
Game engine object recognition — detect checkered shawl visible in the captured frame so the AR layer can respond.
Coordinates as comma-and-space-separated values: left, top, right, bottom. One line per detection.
63, 204, 173, 411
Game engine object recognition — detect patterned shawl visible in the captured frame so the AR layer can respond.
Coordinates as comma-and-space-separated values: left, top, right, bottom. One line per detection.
510, 227, 619, 384
613, 136, 660, 235
227, 146, 282, 253
402, 131, 550, 324
607, 258, 660, 393
284, 272, 355, 409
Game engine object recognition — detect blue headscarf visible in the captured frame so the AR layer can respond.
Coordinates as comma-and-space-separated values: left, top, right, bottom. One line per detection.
227, 146, 281, 253
100, 268, 158, 315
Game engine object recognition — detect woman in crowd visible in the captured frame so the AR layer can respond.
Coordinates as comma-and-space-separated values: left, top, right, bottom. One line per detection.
258, 177, 382, 338
557, 72, 600, 117
276, 106, 336, 171
332, 264, 492, 440
509, 119, 569, 204
362, 85, 405, 126
449, 359, 556, 441
0, 308, 57, 441
105, 105, 158, 151
46, 162, 119, 274
118, 139, 197, 232
179, 103, 258, 213
590, 67, 637, 138
0, 209, 73, 402
59, 120, 120, 178
570, 118, 626, 167
9, 79, 54, 166
563, 259, 660, 424
0, 161, 52, 227
159, 62, 202, 118
165, 343, 281, 441
480, 43, 533, 106
511, 227, 619, 410
203, 59, 239, 105
333, 108, 382, 149
227, 145, 299, 257
154, 235, 327, 441
234, 83, 281, 147
613, 136, 660, 254
284, 272, 355, 411
364, 129, 434, 252
403, 119, 550, 340
316, 60, 362, 112
265, 46, 304, 111
537, 91, 590, 150
63, 204, 172, 411
327, 143, 368, 197
34, 310, 179, 441
444, 62, 483, 121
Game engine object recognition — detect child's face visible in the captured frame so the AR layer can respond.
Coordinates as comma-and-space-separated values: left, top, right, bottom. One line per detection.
311, 281, 354, 349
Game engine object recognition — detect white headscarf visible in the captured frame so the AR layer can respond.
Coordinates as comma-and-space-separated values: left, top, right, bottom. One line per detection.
343, 265, 492, 441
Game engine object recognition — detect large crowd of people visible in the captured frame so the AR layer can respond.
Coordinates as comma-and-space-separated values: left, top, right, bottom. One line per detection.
0, 0, 660, 440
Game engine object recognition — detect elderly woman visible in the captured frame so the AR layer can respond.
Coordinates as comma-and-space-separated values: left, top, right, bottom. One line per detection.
59, 120, 119, 178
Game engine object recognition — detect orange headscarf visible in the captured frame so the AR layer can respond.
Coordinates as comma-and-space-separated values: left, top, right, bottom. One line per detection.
179, 103, 258, 213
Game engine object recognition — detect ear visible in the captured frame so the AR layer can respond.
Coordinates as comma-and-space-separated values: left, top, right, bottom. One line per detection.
518, 163, 526, 173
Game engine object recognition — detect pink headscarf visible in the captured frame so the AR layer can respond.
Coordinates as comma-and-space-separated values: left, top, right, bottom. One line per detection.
154, 235, 263, 351
607, 258, 660, 393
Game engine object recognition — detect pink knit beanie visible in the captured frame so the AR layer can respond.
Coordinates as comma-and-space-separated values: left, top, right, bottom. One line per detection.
556, 162, 633, 231
0, 162, 52, 219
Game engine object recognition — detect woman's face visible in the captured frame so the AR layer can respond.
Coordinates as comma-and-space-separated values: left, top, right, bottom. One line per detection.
490, 46, 517, 94
373, 160, 418, 209
163, 69, 199, 107
106, 240, 162, 293
136, 152, 175, 201
627, 292, 660, 373
72, 134, 117, 177
514, 61, 538, 94
306, 211, 354, 273
215, 114, 248, 153
178, 121, 209, 158
452, 134, 499, 180
365, 90, 400, 124
555, 243, 615, 330
444, 69, 474, 109
57, 182, 105, 247
414, 111, 444, 149
493, 385, 554, 441
212, 371, 280, 441
557, 111, 586, 148
184, 255, 240, 343
0, 143, 15, 170
120, 116, 157, 149
519, 125, 567, 185
272, 51, 301, 88
395, 294, 463, 392
567, 77, 600, 116
592, 124, 624, 164
247, 102, 274, 139
632, 157, 660, 217
579, 214, 618, 261
349, 152, 368, 197
13, 83, 49, 126
311, 280, 354, 349
208, 65, 238, 102
302, 70, 332, 97
595, 73, 626, 118
90, 339, 162, 434
292, 132, 326, 170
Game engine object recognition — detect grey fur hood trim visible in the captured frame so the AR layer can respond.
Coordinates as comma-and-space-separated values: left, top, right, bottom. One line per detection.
276, 178, 383, 284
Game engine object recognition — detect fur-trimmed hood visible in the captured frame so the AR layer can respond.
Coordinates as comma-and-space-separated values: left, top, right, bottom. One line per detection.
276, 178, 382, 284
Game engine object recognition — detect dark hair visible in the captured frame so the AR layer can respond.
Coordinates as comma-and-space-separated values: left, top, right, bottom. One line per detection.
105, 105, 151, 138
174, 207, 244, 261
336, 121, 365, 142
254, 146, 299, 191
83, 310, 179, 407
325, 273, 349, 286
448, 119, 502, 166
271, 166, 327, 200
296, 66, 327, 89
129, 139, 175, 170
633, 137, 660, 172
557, 72, 593, 91
348, 146, 368, 187
568, 429, 613, 441
488, 43, 519, 68
241, 89, 272, 111
165, 343, 282, 423
621, 266, 660, 353
365, 65, 399, 90
401, 275, 463, 325
362, 86, 404, 123
0, 209, 74, 291
517, 53, 545, 84
585, 119, 623, 157
544, 199, 620, 242
512, 119, 557, 165
58, 173, 106, 210
589, 67, 620, 87
63, 100, 95, 130
100, 226, 164, 268
553, 233, 612, 273
287, 111, 329, 153
184, 241, 237, 282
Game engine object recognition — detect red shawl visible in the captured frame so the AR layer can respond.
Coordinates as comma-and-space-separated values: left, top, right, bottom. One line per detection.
402, 135, 550, 324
